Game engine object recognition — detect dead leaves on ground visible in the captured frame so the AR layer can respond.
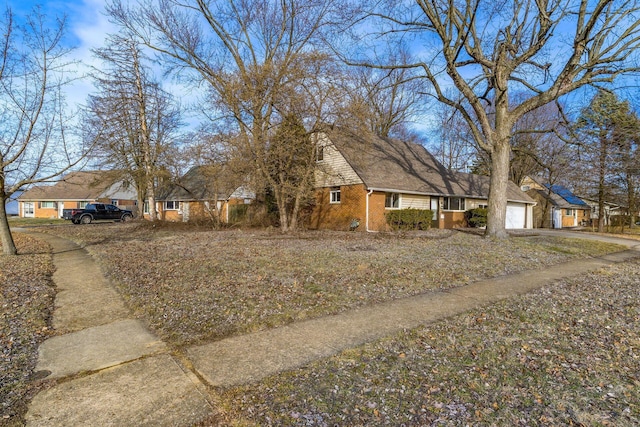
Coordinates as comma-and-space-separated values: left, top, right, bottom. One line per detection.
53, 226, 623, 347
222, 260, 640, 426
0, 234, 55, 421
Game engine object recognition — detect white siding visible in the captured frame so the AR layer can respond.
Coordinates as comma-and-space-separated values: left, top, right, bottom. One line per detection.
314, 134, 363, 187
400, 194, 430, 210
98, 180, 137, 200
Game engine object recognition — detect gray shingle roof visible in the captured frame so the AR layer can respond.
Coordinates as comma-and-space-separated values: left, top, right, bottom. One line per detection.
157, 165, 240, 201
18, 171, 119, 201
327, 128, 534, 204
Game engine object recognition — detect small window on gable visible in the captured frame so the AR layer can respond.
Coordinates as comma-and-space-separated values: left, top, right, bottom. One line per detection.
521, 185, 530, 191
316, 145, 324, 162
165, 201, 180, 210
443, 197, 465, 211
330, 187, 341, 204
385, 193, 400, 209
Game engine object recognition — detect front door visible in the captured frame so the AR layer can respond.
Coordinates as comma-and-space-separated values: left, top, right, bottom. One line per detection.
430, 197, 439, 227
23, 202, 34, 218
58, 202, 64, 218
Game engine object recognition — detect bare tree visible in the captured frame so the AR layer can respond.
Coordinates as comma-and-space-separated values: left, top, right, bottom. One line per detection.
84, 34, 182, 219
429, 100, 477, 172
106, 0, 339, 231
0, 7, 83, 255
509, 101, 570, 186
346, 0, 640, 238
337, 53, 427, 138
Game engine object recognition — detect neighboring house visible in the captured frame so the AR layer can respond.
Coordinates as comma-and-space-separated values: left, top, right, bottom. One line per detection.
579, 197, 624, 227
521, 176, 590, 228
151, 165, 255, 223
311, 129, 535, 231
17, 171, 137, 219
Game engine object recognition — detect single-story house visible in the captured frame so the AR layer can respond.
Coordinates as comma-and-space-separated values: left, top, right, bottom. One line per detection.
17, 171, 137, 219
579, 197, 624, 227
521, 176, 590, 228
151, 165, 255, 223
310, 128, 535, 231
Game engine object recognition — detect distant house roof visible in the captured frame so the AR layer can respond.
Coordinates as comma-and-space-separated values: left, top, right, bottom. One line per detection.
157, 165, 253, 202
525, 176, 590, 210
325, 128, 534, 204
18, 171, 134, 201
545, 184, 589, 207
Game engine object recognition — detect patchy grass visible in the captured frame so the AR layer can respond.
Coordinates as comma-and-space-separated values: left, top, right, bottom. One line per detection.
7, 217, 67, 227
221, 260, 640, 426
3, 223, 634, 425
40, 223, 625, 347
0, 233, 55, 424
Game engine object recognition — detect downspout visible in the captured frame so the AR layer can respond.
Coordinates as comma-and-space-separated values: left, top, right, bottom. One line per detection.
366, 189, 374, 232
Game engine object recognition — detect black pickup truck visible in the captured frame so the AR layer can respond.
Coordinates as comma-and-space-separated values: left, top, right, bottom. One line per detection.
62, 203, 133, 224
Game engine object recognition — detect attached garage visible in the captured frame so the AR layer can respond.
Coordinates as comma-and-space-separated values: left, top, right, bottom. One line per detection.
505, 203, 527, 229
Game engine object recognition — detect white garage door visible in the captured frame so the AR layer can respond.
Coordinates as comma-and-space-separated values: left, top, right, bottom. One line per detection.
505, 203, 526, 229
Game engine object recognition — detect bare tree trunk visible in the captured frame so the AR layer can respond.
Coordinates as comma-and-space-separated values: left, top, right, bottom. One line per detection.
0, 190, 17, 255
628, 176, 637, 229
274, 189, 290, 232
132, 46, 158, 222
135, 183, 146, 219
597, 134, 607, 232
486, 140, 510, 239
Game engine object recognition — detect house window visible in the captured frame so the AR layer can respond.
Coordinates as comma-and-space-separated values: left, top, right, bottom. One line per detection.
478, 204, 488, 209
143, 201, 149, 214
40, 201, 56, 209
521, 185, 530, 191
111, 199, 119, 206
164, 201, 180, 210
443, 197, 465, 211
566, 209, 573, 215
330, 187, 341, 204
79, 201, 89, 208
385, 193, 400, 208
316, 145, 324, 162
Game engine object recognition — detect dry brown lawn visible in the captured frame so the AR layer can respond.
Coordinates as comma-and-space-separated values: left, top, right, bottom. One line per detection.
42, 223, 624, 347
3, 222, 637, 426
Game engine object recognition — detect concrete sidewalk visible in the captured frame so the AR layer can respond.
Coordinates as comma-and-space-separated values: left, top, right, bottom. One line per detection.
21, 232, 216, 427
21, 230, 640, 426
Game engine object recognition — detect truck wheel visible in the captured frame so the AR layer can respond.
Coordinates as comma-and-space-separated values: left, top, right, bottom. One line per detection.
80, 215, 92, 224
121, 213, 132, 222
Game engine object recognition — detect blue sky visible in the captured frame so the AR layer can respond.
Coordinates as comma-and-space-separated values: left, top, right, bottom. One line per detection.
7, 0, 118, 108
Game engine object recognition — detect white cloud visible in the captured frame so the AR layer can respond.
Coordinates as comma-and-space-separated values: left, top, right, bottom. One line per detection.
63, 0, 116, 110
